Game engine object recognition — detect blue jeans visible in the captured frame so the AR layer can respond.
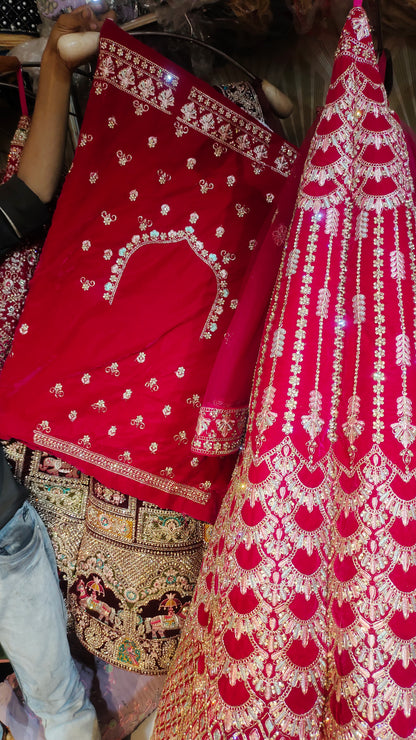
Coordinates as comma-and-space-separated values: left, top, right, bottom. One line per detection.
0, 501, 100, 739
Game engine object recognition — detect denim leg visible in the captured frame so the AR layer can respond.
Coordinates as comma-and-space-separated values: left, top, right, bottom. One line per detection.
0, 502, 100, 740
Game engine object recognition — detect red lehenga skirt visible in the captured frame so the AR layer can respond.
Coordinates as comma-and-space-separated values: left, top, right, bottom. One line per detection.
152, 5, 416, 740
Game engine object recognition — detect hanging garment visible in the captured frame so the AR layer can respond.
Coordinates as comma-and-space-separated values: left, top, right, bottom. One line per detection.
152, 4, 416, 739
0, 117, 306, 679
35, 0, 137, 23
3, 438, 206, 675
0, 0, 41, 35
0, 72, 45, 367
0, 19, 297, 524
0, 26, 298, 677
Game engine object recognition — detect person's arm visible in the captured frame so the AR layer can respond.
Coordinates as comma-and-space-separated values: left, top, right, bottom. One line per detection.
0, 6, 113, 256
17, 5, 101, 204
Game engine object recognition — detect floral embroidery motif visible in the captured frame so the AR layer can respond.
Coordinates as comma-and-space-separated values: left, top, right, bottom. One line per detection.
174, 122, 188, 137
199, 179, 214, 194
133, 101, 149, 116
91, 399, 107, 413
119, 450, 132, 463
95, 39, 178, 115
101, 211, 117, 225
116, 150, 132, 166
145, 378, 159, 391
157, 170, 171, 185
37, 420, 51, 433
96, 37, 179, 116
80, 277, 95, 291
177, 87, 296, 175
78, 435, 91, 448
186, 394, 200, 407
174, 431, 187, 445
137, 216, 152, 231
192, 406, 247, 455
80, 133, 93, 146
105, 362, 120, 376
130, 415, 145, 428
235, 203, 250, 218
50, 383, 64, 398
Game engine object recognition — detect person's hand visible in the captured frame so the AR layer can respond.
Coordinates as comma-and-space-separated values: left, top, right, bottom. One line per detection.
0, 56, 20, 76
44, 4, 116, 71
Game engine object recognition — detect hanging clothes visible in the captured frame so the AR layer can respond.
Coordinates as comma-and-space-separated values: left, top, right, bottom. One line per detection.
0, 21, 299, 676
0, 71, 46, 367
152, 4, 416, 739
0, 20, 297, 525
3, 438, 207, 675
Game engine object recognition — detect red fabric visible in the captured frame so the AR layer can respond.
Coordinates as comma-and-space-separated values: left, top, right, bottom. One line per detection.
0, 21, 297, 523
193, 113, 320, 456
153, 6, 416, 739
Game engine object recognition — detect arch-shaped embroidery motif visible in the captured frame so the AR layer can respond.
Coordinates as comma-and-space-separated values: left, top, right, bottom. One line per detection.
103, 228, 230, 339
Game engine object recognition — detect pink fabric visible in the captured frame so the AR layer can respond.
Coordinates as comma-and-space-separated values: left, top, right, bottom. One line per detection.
193, 116, 319, 457
0, 21, 297, 523
16, 68, 28, 118
0, 657, 163, 740
153, 6, 416, 738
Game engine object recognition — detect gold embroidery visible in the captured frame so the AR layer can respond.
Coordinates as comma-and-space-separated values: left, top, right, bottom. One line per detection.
3, 442, 205, 675
33, 431, 211, 506
176, 86, 296, 175
192, 406, 248, 456
96, 36, 178, 115
102, 229, 232, 340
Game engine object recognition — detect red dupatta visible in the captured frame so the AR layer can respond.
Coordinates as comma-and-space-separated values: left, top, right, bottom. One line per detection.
0, 21, 297, 523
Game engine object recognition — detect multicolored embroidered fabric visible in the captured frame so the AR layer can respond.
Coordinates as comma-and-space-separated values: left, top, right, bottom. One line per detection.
152, 6, 416, 739
0, 117, 42, 368
3, 439, 206, 675
0, 21, 297, 524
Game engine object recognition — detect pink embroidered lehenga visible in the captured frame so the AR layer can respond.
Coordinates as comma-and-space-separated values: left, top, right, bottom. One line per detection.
152, 3, 416, 739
